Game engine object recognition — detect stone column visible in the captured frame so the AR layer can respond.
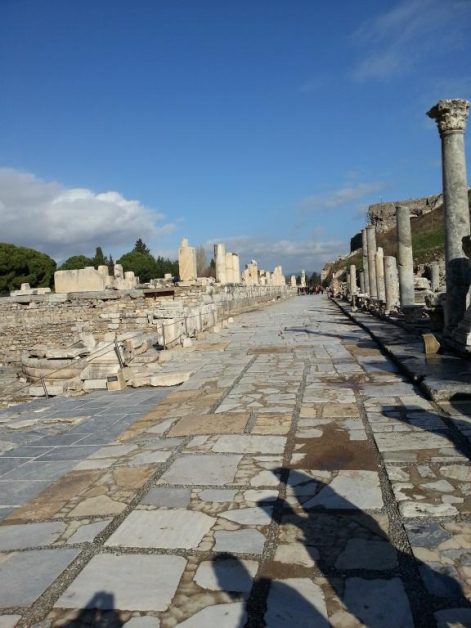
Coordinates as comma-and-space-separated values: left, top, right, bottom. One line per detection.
214, 243, 227, 284
225, 252, 234, 283
301, 270, 306, 288
178, 238, 197, 282
384, 256, 400, 313
375, 247, 386, 302
349, 264, 357, 298
232, 253, 241, 283
359, 271, 365, 294
366, 226, 377, 298
430, 262, 440, 292
396, 205, 415, 307
362, 228, 370, 296
290, 275, 296, 287
427, 99, 470, 329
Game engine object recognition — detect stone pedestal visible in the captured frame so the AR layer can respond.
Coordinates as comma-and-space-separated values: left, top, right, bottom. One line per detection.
384, 256, 400, 313
178, 238, 197, 282
362, 228, 370, 297
375, 247, 386, 302
290, 275, 297, 288
396, 205, 415, 307
366, 226, 377, 298
430, 262, 440, 292
427, 99, 470, 330
214, 243, 227, 284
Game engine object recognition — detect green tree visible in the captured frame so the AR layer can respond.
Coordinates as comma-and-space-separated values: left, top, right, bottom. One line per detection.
117, 251, 158, 283
155, 256, 178, 278
309, 271, 321, 287
133, 238, 151, 255
0, 243, 56, 293
209, 258, 216, 279
93, 246, 106, 267
107, 254, 114, 274
59, 255, 94, 271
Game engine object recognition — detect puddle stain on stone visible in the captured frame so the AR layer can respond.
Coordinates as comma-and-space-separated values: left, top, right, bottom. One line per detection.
290, 427, 377, 471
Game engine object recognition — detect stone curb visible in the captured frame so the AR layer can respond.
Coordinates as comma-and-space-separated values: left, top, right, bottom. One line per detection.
332, 298, 471, 403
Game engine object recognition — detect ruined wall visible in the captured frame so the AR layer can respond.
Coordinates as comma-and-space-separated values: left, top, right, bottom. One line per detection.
0, 285, 292, 366
368, 193, 443, 232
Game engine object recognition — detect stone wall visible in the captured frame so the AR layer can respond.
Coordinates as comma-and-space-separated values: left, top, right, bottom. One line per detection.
368, 192, 443, 233
0, 285, 292, 366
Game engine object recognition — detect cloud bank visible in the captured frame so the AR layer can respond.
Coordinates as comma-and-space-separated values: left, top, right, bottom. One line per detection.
0, 168, 176, 260
206, 234, 346, 275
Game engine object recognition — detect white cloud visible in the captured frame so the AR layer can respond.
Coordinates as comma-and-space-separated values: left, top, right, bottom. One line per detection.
206, 234, 346, 274
299, 182, 385, 212
351, 0, 471, 81
0, 168, 176, 259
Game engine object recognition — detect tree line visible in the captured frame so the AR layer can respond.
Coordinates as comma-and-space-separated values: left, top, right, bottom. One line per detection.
0, 238, 179, 292
0, 238, 218, 293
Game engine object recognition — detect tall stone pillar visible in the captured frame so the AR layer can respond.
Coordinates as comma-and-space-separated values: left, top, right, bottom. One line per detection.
290, 275, 297, 288
359, 271, 365, 294
301, 270, 306, 288
225, 252, 234, 283
178, 238, 197, 282
430, 262, 440, 292
396, 205, 415, 307
384, 256, 400, 313
214, 243, 227, 284
427, 99, 470, 329
362, 228, 370, 296
375, 247, 386, 302
366, 226, 377, 298
349, 265, 357, 298
232, 253, 241, 283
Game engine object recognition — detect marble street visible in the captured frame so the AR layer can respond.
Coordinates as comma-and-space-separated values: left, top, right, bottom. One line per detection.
0, 296, 470, 627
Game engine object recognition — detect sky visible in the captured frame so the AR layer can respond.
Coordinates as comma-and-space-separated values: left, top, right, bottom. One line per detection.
1, 0, 471, 274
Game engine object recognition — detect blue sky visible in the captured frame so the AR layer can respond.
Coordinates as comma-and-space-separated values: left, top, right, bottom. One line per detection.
1, 0, 470, 273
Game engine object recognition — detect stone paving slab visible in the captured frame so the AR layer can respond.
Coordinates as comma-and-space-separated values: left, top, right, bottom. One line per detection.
2, 296, 471, 626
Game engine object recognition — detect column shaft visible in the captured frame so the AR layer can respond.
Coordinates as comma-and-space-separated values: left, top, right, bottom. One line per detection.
362, 228, 370, 296
384, 256, 400, 313
396, 206, 415, 307
375, 247, 386, 302
366, 226, 377, 298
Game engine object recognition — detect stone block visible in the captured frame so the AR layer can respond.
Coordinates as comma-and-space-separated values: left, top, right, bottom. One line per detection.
150, 372, 191, 387
83, 379, 108, 391
107, 370, 127, 391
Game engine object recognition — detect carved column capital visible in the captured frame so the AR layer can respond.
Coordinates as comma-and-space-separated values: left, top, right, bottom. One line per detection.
427, 99, 470, 135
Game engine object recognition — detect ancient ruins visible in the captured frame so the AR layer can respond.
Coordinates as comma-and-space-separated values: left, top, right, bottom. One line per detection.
0, 238, 290, 402
324, 98, 471, 353
2, 99, 471, 628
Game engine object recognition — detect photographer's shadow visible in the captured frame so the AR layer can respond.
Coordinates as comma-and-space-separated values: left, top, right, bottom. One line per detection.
213, 469, 469, 627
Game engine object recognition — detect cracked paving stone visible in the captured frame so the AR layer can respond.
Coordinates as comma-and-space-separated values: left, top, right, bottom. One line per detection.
56, 554, 186, 611
176, 602, 246, 627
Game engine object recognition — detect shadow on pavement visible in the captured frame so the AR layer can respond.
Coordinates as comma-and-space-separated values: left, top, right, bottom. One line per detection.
63, 591, 123, 627
213, 468, 469, 627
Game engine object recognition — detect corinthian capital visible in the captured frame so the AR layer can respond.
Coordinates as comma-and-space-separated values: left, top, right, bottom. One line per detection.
427, 99, 470, 135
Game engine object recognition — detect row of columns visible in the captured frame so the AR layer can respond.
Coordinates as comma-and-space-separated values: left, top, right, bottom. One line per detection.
346, 99, 470, 339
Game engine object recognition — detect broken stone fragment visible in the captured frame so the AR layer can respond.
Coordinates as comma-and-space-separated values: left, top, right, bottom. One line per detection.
150, 372, 191, 387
